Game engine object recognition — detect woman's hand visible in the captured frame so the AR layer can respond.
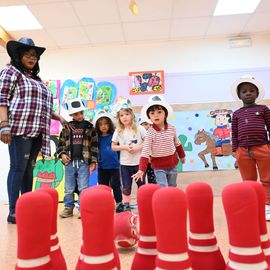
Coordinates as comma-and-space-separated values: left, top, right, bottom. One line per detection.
0, 120, 11, 144
0, 128, 11, 144
59, 116, 74, 130
61, 154, 71, 165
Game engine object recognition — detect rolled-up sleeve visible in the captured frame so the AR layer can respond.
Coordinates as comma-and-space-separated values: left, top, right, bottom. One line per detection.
0, 66, 19, 106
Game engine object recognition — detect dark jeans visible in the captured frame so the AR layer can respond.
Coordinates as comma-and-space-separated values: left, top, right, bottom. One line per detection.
98, 168, 122, 203
7, 134, 42, 214
120, 165, 145, 196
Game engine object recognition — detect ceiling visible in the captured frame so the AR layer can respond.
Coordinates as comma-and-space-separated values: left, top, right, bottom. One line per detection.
0, 0, 270, 52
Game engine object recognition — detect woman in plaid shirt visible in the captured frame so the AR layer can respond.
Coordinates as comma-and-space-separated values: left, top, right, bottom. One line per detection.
0, 37, 68, 224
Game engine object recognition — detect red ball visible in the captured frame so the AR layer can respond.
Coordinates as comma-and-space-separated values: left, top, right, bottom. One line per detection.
114, 211, 139, 248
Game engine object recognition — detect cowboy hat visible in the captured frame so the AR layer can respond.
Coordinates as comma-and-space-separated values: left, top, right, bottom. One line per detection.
231, 75, 265, 103
93, 110, 115, 126
67, 99, 86, 115
6, 37, 46, 59
138, 116, 152, 125
141, 94, 173, 120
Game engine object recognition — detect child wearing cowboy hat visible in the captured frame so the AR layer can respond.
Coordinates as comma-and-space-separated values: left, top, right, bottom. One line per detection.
111, 99, 146, 211
93, 110, 124, 213
0, 37, 69, 224
132, 95, 186, 187
231, 76, 270, 220
57, 99, 98, 218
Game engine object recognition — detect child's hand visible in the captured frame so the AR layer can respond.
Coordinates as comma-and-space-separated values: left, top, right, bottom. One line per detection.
181, 157, 186, 164
61, 154, 71, 165
132, 170, 144, 182
89, 163, 96, 174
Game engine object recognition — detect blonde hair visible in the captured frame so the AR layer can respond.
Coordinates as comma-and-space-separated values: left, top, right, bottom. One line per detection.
116, 108, 137, 135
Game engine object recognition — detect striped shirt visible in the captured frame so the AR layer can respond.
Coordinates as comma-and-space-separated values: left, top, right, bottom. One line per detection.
0, 65, 53, 156
139, 123, 185, 172
231, 104, 270, 152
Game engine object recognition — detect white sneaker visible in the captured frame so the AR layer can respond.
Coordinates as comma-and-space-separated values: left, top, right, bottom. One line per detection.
265, 205, 270, 221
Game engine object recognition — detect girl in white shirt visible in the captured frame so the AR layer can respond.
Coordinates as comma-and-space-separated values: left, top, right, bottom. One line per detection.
112, 101, 146, 210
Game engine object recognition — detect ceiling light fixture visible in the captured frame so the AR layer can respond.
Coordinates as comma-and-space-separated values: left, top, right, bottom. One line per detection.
0, 5, 42, 31
129, 0, 138, 15
214, 0, 261, 16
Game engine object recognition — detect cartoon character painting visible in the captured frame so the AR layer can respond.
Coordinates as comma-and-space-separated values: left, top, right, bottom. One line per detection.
210, 109, 233, 156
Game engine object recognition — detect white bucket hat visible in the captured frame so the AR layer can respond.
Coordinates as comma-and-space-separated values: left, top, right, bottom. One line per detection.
138, 116, 152, 125
231, 75, 265, 103
141, 95, 173, 120
93, 110, 115, 126
67, 99, 86, 115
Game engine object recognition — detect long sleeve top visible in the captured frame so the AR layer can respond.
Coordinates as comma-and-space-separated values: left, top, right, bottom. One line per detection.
57, 120, 98, 165
232, 104, 270, 152
0, 64, 53, 156
139, 123, 185, 172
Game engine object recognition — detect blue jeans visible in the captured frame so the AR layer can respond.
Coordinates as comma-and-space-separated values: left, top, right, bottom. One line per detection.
154, 166, 178, 187
64, 160, 89, 208
8, 134, 42, 214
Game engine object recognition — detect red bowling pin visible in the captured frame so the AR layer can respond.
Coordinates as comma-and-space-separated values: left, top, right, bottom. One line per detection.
244, 181, 270, 265
131, 184, 160, 270
152, 187, 192, 269
222, 183, 269, 270
186, 182, 226, 270
15, 191, 53, 270
78, 187, 118, 270
36, 188, 67, 270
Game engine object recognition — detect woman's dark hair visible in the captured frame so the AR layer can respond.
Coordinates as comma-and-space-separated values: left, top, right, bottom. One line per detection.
95, 116, 115, 136
10, 46, 41, 81
146, 105, 168, 124
237, 82, 259, 98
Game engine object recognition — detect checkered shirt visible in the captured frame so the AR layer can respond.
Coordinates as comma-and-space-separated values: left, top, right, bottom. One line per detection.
0, 65, 53, 156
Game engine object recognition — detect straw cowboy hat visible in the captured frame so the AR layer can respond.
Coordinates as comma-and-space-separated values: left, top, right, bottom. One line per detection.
93, 110, 115, 126
141, 94, 173, 120
6, 37, 46, 59
67, 99, 86, 115
231, 75, 265, 103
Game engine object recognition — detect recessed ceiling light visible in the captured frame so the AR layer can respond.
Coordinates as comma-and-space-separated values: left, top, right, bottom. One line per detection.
0, 5, 42, 31
214, 0, 261, 16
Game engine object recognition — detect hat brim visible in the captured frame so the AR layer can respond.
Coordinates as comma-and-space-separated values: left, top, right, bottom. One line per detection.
6, 40, 46, 59
231, 78, 265, 103
141, 100, 173, 121
93, 112, 115, 126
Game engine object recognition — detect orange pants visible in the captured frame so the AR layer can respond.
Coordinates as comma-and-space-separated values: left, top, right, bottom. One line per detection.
236, 144, 270, 204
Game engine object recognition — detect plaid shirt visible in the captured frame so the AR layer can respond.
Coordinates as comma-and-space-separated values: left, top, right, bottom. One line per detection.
0, 65, 53, 156
57, 120, 98, 165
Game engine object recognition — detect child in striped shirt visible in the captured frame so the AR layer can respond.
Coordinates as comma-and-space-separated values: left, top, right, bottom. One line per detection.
231, 76, 270, 220
132, 95, 185, 187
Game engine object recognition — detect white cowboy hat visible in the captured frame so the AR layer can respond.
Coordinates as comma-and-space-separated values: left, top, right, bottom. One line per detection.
67, 99, 86, 115
93, 110, 115, 126
138, 116, 152, 125
231, 75, 265, 103
141, 95, 173, 120
7, 37, 46, 60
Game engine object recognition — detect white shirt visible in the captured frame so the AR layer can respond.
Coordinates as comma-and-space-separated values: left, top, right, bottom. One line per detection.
112, 125, 146, 166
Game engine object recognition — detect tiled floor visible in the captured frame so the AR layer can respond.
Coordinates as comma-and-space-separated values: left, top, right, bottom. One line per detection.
1, 170, 268, 270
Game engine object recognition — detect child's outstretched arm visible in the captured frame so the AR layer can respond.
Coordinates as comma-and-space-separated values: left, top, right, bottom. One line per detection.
132, 170, 144, 182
